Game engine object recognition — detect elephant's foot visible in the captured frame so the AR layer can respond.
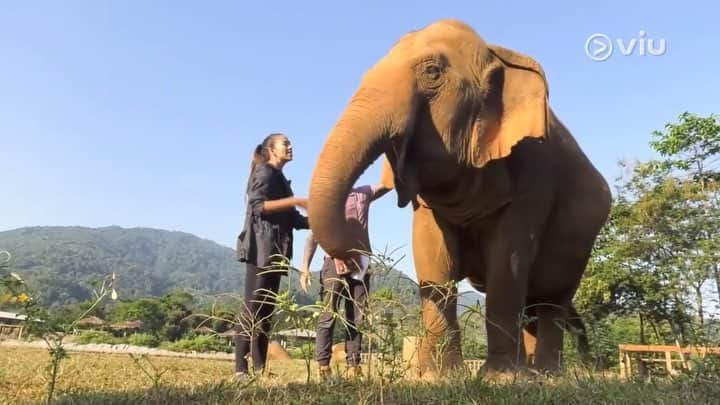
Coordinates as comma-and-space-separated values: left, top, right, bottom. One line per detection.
531, 353, 563, 376
417, 328, 464, 380
478, 363, 533, 383
483, 352, 525, 370
417, 367, 464, 384
479, 353, 533, 382
531, 361, 563, 377
402, 364, 422, 382
418, 369, 442, 383
437, 353, 464, 374
417, 351, 464, 382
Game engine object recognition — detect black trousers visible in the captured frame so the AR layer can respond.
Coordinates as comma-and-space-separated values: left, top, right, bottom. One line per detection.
315, 257, 369, 366
234, 263, 281, 373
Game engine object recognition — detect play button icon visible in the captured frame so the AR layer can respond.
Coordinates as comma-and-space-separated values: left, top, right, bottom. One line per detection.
585, 33, 613, 61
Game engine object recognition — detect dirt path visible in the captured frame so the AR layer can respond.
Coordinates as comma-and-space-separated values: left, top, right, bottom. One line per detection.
0, 338, 234, 361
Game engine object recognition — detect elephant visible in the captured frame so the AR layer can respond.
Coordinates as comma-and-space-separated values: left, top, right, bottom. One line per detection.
307, 19, 611, 377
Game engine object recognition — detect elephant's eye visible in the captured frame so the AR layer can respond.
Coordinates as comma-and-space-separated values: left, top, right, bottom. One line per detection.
423, 64, 442, 80
416, 57, 446, 93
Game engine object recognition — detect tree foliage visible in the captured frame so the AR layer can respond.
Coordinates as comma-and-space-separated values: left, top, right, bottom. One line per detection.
577, 111, 720, 352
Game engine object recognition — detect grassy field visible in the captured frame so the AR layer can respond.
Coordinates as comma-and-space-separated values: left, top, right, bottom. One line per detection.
2, 347, 719, 404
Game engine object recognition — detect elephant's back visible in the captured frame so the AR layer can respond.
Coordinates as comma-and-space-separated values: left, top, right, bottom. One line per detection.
547, 110, 604, 178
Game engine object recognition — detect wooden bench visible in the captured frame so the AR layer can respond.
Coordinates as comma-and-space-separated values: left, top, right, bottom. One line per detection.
0, 323, 24, 340
618, 344, 720, 378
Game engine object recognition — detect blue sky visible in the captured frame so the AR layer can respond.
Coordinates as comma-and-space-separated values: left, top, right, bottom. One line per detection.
1, 1, 718, 292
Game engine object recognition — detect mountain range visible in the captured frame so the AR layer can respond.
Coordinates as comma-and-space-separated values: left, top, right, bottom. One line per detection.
0, 226, 483, 313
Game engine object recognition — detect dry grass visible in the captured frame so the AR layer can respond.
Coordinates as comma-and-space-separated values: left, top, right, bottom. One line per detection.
2, 346, 719, 404
0, 346, 318, 403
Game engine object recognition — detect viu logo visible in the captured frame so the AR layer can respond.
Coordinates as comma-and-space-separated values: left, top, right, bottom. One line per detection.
585, 31, 667, 61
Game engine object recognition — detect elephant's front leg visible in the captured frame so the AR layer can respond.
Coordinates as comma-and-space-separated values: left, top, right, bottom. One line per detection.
412, 205, 463, 378
522, 305, 538, 366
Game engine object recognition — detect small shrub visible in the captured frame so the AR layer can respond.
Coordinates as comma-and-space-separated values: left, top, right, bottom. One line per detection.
462, 340, 487, 359
127, 333, 160, 348
286, 343, 314, 360
74, 330, 119, 345
160, 335, 230, 353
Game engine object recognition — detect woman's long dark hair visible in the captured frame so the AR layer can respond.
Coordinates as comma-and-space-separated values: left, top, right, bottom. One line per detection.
246, 133, 283, 195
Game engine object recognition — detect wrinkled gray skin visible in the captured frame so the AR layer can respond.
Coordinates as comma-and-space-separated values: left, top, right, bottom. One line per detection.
307, 19, 611, 378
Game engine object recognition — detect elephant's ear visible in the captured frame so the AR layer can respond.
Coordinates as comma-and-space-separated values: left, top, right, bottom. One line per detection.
468, 45, 550, 168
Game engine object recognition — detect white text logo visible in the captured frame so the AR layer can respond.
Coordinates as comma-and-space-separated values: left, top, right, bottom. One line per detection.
585, 31, 667, 61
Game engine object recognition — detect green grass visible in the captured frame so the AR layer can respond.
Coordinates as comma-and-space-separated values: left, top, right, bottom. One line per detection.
2, 347, 719, 404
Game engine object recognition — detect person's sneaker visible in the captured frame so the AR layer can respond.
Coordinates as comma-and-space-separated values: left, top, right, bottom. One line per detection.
318, 365, 332, 380
346, 365, 363, 378
234, 371, 252, 383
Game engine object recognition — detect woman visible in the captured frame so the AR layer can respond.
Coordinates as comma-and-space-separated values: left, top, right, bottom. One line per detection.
235, 132, 308, 378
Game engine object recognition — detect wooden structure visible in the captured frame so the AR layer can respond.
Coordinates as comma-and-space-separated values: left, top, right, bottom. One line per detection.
109, 320, 144, 336
402, 336, 420, 375
75, 316, 105, 329
0, 311, 26, 340
274, 328, 316, 348
618, 344, 720, 378
193, 326, 216, 335
217, 329, 238, 347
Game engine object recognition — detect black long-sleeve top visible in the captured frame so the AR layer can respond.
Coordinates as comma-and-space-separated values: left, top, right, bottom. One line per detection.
236, 162, 309, 271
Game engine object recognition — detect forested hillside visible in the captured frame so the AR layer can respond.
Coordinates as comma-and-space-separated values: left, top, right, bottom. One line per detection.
0, 226, 482, 310
0, 226, 246, 308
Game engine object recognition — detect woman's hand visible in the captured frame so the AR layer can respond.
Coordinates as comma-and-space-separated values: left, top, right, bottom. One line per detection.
263, 197, 307, 213
294, 197, 308, 211
299, 269, 311, 293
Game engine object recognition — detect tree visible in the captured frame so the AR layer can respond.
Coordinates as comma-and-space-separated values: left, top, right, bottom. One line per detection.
158, 289, 194, 341
577, 162, 688, 344
577, 111, 720, 347
112, 298, 166, 336
650, 111, 720, 186
650, 112, 720, 327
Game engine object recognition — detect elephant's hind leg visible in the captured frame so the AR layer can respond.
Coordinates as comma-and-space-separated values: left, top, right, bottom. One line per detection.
533, 303, 569, 372
412, 205, 463, 378
529, 229, 599, 372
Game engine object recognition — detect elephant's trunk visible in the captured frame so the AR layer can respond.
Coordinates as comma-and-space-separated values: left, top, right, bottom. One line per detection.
308, 87, 397, 260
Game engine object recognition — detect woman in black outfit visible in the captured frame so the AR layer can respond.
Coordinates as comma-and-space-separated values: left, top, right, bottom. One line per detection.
235, 132, 309, 378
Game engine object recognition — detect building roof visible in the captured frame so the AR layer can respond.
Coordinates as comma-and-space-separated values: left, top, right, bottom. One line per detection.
0, 311, 27, 321
110, 320, 144, 330
274, 328, 317, 338
193, 326, 216, 335
219, 329, 238, 337
76, 316, 105, 326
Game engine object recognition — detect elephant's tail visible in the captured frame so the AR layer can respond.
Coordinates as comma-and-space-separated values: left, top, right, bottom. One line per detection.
566, 305, 593, 366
